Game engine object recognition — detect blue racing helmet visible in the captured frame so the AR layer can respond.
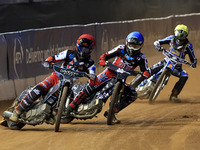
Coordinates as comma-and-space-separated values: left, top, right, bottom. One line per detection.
126, 32, 144, 57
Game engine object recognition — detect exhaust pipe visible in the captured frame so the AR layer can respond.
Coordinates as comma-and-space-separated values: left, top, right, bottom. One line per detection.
2, 111, 12, 120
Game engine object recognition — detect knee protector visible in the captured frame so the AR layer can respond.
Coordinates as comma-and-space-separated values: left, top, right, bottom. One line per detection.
15, 85, 44, 113
71, 83, 96, 108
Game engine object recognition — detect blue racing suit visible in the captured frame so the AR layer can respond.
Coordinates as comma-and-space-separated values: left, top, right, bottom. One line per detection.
150, 35, 197, 97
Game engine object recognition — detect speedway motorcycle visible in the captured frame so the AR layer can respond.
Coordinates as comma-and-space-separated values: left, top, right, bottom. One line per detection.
2, 64, 90, 132
61, 61, 141, 125
134, 48, 192, 103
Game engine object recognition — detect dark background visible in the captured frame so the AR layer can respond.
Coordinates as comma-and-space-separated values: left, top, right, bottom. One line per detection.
1, 0, 200, 33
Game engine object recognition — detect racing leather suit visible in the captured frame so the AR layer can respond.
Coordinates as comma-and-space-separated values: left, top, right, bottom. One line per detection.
151, 35, 197, 98
15, 49, 96, 114
69, 45, 149, 113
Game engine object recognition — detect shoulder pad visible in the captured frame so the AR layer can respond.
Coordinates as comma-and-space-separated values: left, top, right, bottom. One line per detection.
108, 45, 125, 54
159, 35, 174, 42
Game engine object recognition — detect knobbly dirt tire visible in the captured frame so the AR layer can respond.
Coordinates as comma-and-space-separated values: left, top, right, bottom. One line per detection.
149, 69, 171, 103
107, 82, 121, 125
55, 86, 68, 132
7, 120, 25, 130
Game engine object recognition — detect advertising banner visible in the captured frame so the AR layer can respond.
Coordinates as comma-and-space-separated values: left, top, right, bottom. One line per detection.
5, 25, 96, 79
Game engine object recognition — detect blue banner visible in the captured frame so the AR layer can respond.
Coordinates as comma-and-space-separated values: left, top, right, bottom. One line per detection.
5, 25, 96, 79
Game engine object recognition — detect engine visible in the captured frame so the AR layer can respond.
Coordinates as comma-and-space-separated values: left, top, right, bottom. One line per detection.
22, 103, 53, 125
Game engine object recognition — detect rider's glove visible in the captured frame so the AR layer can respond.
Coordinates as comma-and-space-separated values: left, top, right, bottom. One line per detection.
142, 70, 150, 78
191, 62, 196, 68
154, 41, 162, 51
43, 61, 50, 68
99, 60, 106, 66
99, 53, 107, 66
89, 74, 96, 80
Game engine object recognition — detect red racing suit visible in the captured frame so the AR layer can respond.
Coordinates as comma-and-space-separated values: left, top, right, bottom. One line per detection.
15, 49, 96, 113
39, 49, 96, 92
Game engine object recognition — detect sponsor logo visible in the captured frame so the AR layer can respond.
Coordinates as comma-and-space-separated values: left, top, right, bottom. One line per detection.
116, 68, 130, 74
33, 89, 40, 95
60, 69, 81, 77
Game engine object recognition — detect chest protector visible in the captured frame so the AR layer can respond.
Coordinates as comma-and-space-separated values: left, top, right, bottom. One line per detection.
169, 38, 188, 58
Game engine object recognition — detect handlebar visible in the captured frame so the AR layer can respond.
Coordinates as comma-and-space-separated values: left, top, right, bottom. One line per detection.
160, 48, 192, 67
105, 61, 142, 76
52, 64, 90, 79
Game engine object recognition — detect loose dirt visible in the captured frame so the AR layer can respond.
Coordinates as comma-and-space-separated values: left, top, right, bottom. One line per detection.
0, 59, 200, 150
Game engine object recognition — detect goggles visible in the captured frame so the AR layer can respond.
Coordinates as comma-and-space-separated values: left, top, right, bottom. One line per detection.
78, 46, 92, 54
127, 43, 141, 51
175, 30, 187, 40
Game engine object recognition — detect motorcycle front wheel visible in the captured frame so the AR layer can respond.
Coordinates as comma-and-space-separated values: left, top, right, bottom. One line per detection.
149, 68, 171, 103
107, 82, 121, 125
55, 86, 68, 132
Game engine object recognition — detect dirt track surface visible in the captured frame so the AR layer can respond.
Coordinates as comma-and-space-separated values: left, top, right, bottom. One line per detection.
0, 62, 200, 150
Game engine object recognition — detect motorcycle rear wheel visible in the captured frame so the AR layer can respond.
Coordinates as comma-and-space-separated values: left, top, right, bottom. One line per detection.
149, 68, 171, 103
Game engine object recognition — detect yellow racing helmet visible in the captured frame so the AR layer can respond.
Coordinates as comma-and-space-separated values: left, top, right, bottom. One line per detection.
174, 24, 188, 45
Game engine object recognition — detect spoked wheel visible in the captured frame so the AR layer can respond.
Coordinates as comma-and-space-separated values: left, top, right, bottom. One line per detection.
107, 82, 121, 125
149, 69, 171, 103
55, 86, 68, 132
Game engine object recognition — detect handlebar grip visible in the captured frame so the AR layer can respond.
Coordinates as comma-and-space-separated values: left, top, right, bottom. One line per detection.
160, 48, 166, 52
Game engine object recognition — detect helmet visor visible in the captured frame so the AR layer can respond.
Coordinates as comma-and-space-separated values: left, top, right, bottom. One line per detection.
78, 46, 92, 54
175, 30, 187, 39
175, 30, 187, 45
127, 43, 142, 51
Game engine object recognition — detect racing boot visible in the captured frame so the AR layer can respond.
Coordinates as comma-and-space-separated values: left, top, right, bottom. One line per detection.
104, 110, 120, 124
169, 95, 181, 103
169, 87, 182, 103
169, 88, 181, 103
169, 77, 188, 103
63, 105, 73, 117
9, 109, 21, 122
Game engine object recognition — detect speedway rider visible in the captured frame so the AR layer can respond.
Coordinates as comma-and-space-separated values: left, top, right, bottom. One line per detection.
64, 31, 150, 124
9, 34, 97, 122
151, 24, 197, 102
